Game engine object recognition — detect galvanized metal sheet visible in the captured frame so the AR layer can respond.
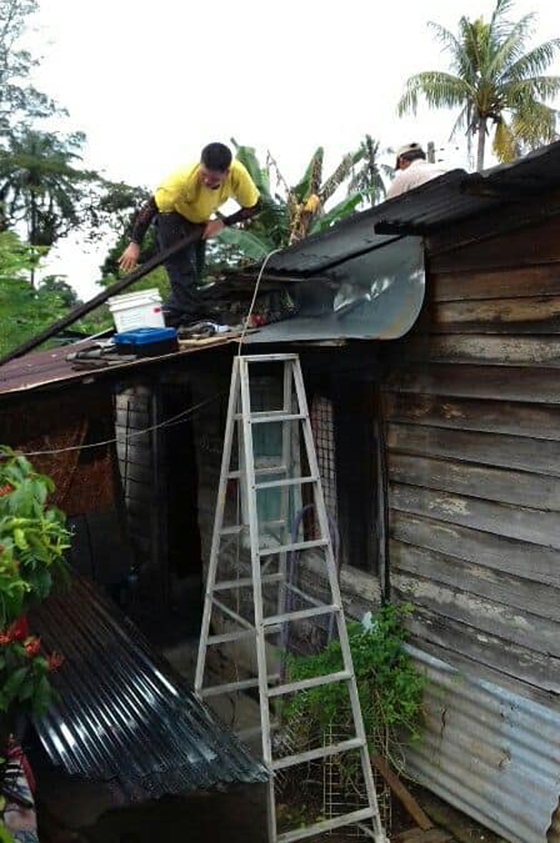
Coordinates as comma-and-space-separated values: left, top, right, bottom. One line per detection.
30, 576, 268, 800
405, 645, 560, 843
247, 236, 425, 343
254, 140, 560, 278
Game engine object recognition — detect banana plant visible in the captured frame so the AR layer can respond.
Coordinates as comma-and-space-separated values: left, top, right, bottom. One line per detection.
218, 141, 368, 260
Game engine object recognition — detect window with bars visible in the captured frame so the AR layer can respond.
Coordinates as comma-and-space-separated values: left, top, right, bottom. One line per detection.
308, 383, 378, 573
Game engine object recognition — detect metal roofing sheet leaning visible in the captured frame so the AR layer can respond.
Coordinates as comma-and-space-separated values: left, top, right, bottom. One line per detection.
405, 646, 560, 843
246, 236, 425, 343
30, 576, 268, 799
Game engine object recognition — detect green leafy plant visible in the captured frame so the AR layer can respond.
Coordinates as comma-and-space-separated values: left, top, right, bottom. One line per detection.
0, 446, 71, 626
284, 603, 426, 772
0, 446, 70, 784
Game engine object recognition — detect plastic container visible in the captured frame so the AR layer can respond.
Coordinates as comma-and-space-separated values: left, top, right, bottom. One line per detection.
113, 327, 179, 357
107, 288, 165, 332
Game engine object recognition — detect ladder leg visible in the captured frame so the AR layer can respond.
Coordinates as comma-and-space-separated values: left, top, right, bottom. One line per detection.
195, 359, 240, 697
291, 360, 388, 843
239, 357, 278, 843
277, 360, 293, 629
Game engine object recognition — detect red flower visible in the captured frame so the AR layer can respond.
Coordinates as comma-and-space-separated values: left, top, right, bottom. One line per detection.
0, 483, 13, 497
24, 637, 41, 658
47, 651, 64, 671
0, 632, 12, 645
7, 616, 29, 641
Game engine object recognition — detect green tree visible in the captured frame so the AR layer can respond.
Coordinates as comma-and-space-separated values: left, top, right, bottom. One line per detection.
0, 0, 59, 136
0, 126, 98, 249
398, 0, 560, 170
0, 231, 70, 355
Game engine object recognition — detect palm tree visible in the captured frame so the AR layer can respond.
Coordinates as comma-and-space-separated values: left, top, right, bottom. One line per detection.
398, 0, 560, 170
347, 135, 391, 207
0, 126, 96, 250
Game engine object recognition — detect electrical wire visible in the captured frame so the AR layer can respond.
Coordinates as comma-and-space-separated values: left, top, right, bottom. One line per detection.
3, 246, 281, 459
236, 248, 282, 355
3, 392, 226, 458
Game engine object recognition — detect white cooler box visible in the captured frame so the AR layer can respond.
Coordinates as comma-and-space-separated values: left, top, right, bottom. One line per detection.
108, 288, 165, 332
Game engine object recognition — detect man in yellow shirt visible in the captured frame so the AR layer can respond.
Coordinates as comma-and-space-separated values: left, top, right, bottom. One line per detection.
118, 143, 260, 326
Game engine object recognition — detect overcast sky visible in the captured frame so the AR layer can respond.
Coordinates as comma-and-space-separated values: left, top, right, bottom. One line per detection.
26, 0, 560, 298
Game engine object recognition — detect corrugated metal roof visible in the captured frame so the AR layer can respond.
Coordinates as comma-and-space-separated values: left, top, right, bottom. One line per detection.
30, 576, 268, 800
405, 645, 560, 843
0, 335, 235, 398
245, 235, 425, 343
258, 140, 560, 276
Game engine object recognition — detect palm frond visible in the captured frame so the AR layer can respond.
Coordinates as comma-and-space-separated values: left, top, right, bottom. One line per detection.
449, 104, 472, 139
492, 118, 518, 161
510, 100, 558, 148
488, 16, 540, 78
428, 19, 477, 82
490, 0, 535, 44
502, 40, 560, 83
503, 75, 560, 106
398, 72, 470, 116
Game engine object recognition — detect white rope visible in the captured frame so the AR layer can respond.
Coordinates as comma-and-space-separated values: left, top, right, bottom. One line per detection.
236, 248, 282, 355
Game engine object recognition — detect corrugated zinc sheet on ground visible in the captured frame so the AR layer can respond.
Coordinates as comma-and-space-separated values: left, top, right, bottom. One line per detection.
31, 576, 268, 800
406, 647, 560, 843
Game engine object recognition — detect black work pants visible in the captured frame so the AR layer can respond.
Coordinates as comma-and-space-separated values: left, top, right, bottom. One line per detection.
155, 213, 206, 326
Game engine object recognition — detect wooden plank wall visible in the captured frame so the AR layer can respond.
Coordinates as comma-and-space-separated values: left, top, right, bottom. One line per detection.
381, 214, 560, 705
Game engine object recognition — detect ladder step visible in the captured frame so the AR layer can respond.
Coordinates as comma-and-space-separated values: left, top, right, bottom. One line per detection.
207, 624, 282, 645
272, 737, 364, 771
201, 672, 280, 699
262, 603, 339, 627
227, 467, 287, 480
259, 539, 328, 557
213, 573, 284, 592
207, 629, 256, 645
256, 476, 318, 490
267, 670, 352, 698
276, 807, 375, 843
240, 354, 298, 363
235, 411, 306, 424
235, 720, 280, 741
220, 519, 285, 536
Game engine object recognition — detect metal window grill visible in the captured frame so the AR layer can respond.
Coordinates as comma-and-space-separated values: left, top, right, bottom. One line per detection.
310, 396, 338, 536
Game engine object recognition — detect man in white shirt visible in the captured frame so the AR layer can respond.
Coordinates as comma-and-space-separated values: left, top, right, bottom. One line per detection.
386, 143, 447, 199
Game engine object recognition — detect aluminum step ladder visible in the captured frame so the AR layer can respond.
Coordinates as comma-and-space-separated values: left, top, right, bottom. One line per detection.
195, 353, 389, 843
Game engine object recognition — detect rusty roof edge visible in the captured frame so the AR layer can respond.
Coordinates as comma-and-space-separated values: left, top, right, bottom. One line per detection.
0, 229, 203, 368
0, 336, 236, 400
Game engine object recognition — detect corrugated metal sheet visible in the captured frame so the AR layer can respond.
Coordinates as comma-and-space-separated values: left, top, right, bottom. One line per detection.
405, 645, 560, 843
246, 236, 425, 343
30, 576, 267, 800
256, 140, 560, 276
0, 336, 235, 398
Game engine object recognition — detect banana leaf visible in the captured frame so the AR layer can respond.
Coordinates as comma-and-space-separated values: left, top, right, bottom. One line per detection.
310, 193, 362, 234
217, 227, 274, 261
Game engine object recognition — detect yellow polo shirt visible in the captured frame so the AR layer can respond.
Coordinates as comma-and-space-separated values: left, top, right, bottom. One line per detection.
154, 159, 260, 224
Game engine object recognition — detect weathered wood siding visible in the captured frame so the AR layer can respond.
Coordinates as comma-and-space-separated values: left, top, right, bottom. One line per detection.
382, 215, 560, 704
